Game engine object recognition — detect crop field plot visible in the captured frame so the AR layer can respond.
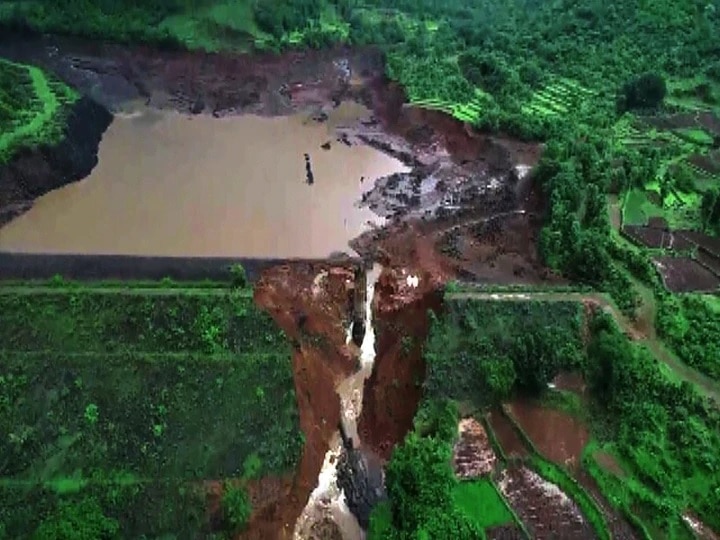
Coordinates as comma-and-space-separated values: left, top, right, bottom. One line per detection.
453, 478, 516, 533
654, 256, 720, 292
521, 78, 594, 119
621, 186, 701, 231
497, 466, 596, 540
411, 88, 490, 124
0, 60, 78, 163
666, 77, 720, 114
0, 283, 302, 537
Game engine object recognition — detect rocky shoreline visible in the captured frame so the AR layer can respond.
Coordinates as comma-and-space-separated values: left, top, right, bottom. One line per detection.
0, 96, 112, 226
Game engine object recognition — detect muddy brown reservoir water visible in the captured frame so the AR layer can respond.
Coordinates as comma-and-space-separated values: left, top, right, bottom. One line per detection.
0, 104, 408, 257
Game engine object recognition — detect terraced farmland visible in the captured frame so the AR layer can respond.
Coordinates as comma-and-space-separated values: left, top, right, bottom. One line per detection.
410, 88, 490, 123
522, 78, 595, 118
0, 59, 79, 162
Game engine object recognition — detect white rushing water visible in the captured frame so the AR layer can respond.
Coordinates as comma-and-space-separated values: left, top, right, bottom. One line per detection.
294, 264, 382, 540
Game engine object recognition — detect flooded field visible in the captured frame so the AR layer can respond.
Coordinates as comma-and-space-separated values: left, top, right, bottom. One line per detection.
498, 466, 596, 540
487, 409, 529, 458
0, 104, 408, 257
507, 400, 589, 470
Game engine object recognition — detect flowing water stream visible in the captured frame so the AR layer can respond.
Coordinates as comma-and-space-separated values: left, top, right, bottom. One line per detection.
294, 264, 382, 539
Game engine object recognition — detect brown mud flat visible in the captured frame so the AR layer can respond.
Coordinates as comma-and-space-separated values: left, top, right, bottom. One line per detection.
498, 466, 596, 540
487, 409, 529, 459
507, 400, 589, 471
453, 417, 498, 478
653, 256, 720, 292
0, 34, 384, 118
241, 261, 358, 540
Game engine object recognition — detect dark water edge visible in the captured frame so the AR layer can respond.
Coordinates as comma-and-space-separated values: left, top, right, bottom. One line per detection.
0, 252, 362, 282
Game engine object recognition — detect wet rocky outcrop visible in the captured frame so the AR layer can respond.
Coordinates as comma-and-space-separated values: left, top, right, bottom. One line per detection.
0, 96, 112, 226
336, 424, 386, 529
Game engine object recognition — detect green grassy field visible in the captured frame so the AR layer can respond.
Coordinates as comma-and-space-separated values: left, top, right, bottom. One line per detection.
452, 479, 515, 532
0, 281, 302, 538
0, 59, 78, 163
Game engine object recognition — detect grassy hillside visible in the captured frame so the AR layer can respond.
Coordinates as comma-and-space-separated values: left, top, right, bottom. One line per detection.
0, 59, 78, 163
0, 280, 302, 538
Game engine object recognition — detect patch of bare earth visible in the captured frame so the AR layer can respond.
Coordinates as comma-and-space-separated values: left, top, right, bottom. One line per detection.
453, 418, 498, 478
498, 467, 596, 540
246, 261, 359, 540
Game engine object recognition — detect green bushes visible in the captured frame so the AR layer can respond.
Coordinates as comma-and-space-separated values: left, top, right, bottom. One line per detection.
0, 60, 78, 163
222, 484, 252, 533
0, 288, 283, 355
0, 283, 302, 538
586, 312, 720, 531
656, 294, 720, 380
424, 299, 584, 405
372, 400, 483, 540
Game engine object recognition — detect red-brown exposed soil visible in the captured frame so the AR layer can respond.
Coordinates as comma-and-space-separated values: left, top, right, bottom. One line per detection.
498, 466, 597, 540
357, 260, 448, 460
653, 256, 720, 292
241, 261, 359, 540
507, 400, 590, 471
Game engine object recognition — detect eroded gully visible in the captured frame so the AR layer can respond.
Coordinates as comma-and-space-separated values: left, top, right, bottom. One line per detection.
293, 263, 383, 540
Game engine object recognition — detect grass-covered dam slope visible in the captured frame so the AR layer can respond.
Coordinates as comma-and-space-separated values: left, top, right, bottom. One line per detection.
371, 292, 720, 540
0, 58, 78, 163
0, 279, 302, 538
